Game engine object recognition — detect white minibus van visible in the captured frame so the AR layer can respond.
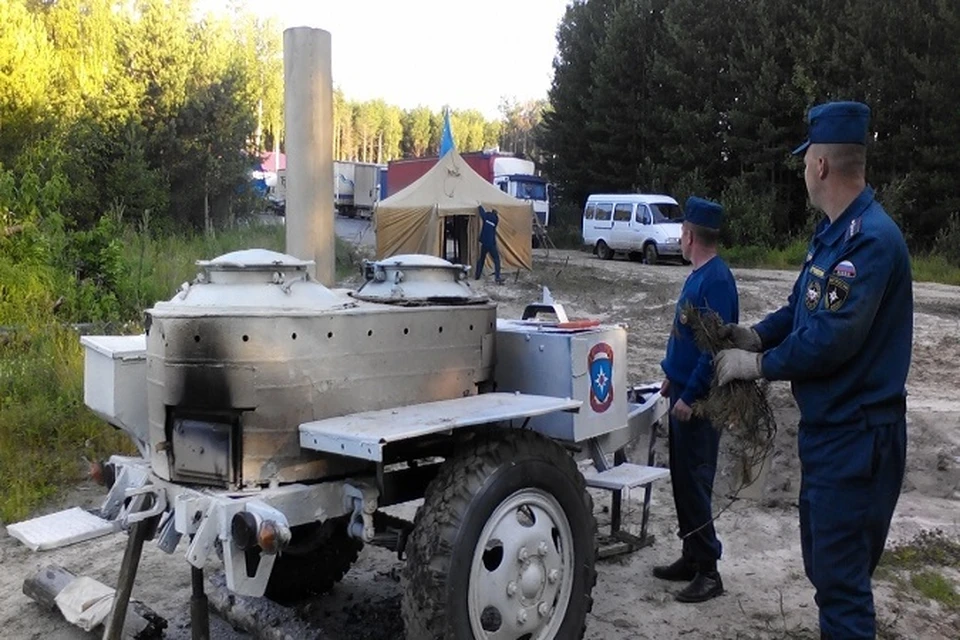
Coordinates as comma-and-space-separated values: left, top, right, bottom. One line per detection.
581, 194, 683, 263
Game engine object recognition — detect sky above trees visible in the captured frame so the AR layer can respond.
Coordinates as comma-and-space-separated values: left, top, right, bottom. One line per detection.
199, 0, 571, 120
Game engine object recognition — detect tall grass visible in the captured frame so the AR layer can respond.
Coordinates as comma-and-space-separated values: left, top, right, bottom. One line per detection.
0, 222, 364, 523
0, 323, 132, 522
720, 238, 809, 269
123, 223, 286, 311
912, 254, 960, 286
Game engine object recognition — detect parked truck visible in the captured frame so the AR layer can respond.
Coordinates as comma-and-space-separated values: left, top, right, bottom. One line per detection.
387, 151, 551, 227
335, 161, 386, 218
273, 161, 385, 219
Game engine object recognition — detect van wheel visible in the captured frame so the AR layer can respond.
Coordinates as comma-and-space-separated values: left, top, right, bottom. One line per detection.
596, 240, 613, 260
643, 243, 659, 265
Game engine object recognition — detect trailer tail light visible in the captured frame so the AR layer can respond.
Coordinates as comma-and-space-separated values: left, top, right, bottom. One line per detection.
257, 520, 288, 555
230, 511, 290, 555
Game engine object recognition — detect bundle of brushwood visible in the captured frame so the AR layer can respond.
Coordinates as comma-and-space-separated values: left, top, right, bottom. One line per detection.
682, 302, 777, 474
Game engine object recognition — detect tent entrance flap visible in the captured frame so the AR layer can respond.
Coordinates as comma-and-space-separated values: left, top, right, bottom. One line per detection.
443, 215, 472, 266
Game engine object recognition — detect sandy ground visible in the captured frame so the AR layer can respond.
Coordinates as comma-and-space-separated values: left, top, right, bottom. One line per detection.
2, 248, 960, 639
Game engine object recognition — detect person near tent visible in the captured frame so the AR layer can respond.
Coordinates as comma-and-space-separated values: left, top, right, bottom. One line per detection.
475, 205, 504, 284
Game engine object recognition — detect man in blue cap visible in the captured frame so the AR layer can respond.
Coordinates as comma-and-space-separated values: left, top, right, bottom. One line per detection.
714, 102, 913, 638
475, 204, 504, 284
655, 196, 739, 603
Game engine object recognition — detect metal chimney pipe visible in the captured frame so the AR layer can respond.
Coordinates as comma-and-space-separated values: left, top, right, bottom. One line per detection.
283, 27, 334, 284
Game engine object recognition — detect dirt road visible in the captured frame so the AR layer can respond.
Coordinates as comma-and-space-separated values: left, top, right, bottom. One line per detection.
2, 249, 959, 639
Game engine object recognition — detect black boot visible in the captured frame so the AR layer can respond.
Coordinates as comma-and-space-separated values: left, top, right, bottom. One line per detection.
652, 557, 698, 582
675, 570, 724, 603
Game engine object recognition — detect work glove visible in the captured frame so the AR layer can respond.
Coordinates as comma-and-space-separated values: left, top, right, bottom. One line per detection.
717, 323, 762, 352
715, 349, 764, 386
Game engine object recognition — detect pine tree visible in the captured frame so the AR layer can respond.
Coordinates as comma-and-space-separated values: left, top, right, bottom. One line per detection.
540, 0, 620, 213
587, 0, 665, 193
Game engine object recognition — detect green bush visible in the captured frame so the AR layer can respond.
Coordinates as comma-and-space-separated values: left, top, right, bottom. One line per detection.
933, 213, 960, 268
720, 175, 776, 248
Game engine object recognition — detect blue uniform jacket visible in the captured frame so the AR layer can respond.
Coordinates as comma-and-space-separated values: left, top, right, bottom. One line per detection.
662, 256, 740, 407
754, 186, 913, 427
479, 206, 498, 247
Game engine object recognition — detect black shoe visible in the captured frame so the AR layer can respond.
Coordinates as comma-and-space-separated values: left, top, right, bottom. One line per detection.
652, 557, 698, 582
675, 570, 724, 603
495, 278, 505, 285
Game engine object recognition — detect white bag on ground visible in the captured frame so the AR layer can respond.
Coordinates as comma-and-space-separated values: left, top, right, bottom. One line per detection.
54, 576, 115, 632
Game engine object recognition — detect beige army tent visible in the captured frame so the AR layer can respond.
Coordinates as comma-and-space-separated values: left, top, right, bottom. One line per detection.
374, 151, 533, 271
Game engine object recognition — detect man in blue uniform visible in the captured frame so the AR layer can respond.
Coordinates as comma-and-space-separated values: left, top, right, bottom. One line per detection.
655, 196, 739, 603
714, 102, 913, 638
475, 205, 504, 284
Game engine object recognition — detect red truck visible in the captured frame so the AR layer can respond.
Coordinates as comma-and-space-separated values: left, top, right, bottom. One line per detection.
386, 151, 551, 227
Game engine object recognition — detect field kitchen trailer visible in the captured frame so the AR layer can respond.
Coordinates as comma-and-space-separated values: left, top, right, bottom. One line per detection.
5, 28, 670, 640
9, 250, 670, 640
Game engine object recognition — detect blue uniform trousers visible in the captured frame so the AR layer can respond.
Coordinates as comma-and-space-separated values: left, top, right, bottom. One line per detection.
476, 242, 501, 281
799, 417, 906, 639
668, 385, 722, 568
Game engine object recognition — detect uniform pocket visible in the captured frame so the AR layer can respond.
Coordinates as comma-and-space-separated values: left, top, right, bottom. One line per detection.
798, 423, 877, 485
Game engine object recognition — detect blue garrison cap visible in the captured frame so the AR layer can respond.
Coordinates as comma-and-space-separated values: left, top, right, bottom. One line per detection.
792, 101, 871, 155
682, 196, 723, 230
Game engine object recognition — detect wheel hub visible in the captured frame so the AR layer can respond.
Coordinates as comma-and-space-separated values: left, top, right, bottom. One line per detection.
519, 558, 545, 601
468, 489, 575, 639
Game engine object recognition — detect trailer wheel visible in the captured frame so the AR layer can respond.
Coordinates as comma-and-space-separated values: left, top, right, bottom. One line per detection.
401, 430, 597, 640
264, 515, 362, 603
596, 240, 613, 260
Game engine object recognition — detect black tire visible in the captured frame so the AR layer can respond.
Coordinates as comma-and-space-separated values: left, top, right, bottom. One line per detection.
643, 243, 659, 265
401, 430, 597, 640
596, 240, 613, 260
264, 515, 362, 603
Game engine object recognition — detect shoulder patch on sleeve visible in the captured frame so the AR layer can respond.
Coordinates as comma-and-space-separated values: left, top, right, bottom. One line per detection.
833, 260, 857, 278
825, 276, 851, 311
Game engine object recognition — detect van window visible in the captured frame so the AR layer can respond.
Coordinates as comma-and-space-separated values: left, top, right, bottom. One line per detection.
613, 203, 633, 222
584, 203, 596, 220
651, 202, 683, 222
595, 203, 613, 221
635, 205, 652, 225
